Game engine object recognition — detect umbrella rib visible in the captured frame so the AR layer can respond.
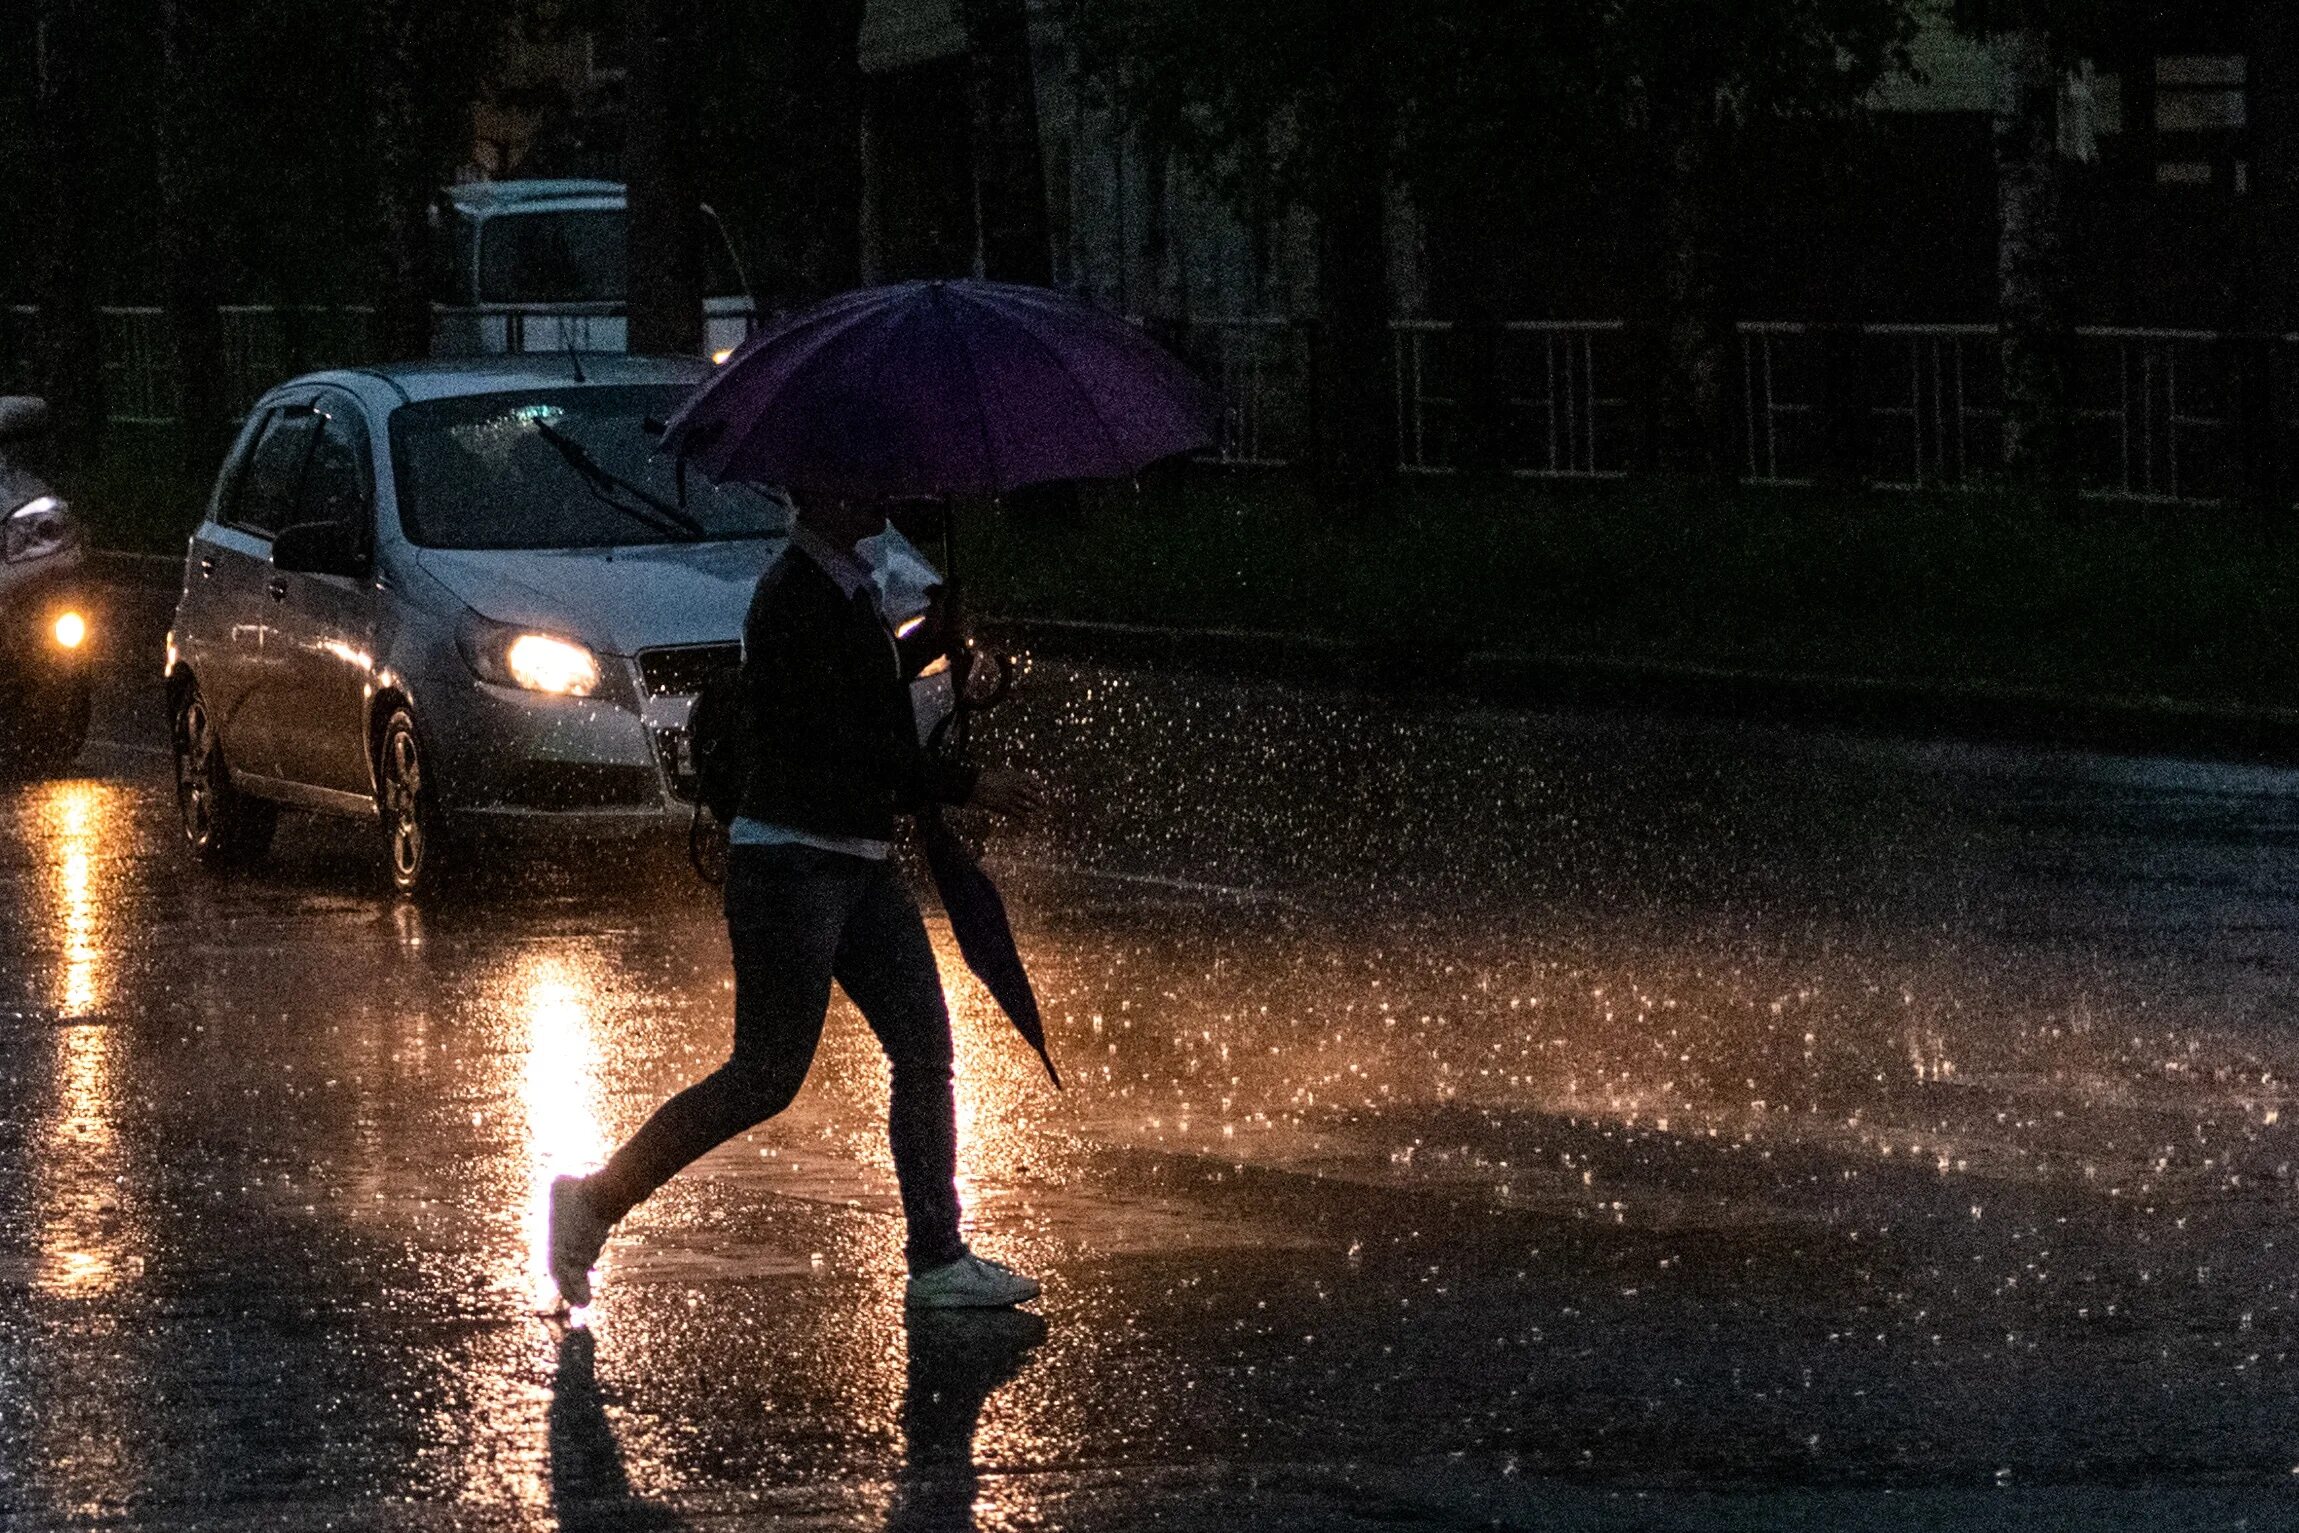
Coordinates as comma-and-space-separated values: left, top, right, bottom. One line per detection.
991, 283, 1215, 461
976, 294, 1138, 474
938, 283, 1005, 495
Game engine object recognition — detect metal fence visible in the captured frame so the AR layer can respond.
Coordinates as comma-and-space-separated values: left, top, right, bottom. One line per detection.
1164, 316, 1311, 467
0, 304, 381, 426
1394, 320, 1631, 479
0, 301, 2277, 507
1864, 324, 2003, 492
1140, 313, 2267, 505
1733, 320, 2247, 503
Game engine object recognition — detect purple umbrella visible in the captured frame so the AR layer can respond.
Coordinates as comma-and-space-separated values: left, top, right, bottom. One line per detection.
920, 809, 1060, 1089
662, 279, 1214, 498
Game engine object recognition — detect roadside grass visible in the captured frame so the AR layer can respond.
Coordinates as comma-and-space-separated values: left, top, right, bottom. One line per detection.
961, 474, 2299, 711
62, 429, 2298, 713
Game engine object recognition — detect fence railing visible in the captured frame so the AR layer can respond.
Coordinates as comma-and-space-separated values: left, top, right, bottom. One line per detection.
1165, 316, 1308, 468
3, 304, 383, 427
1732, 321, 2250, 503
1865, 324, 2002, 492
1394, 319, 1630, 479
0, 302, 2280, 508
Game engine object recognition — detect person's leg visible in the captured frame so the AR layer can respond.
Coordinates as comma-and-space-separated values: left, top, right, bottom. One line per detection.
832, 864, 965, 1273
582, 846, 862, 1224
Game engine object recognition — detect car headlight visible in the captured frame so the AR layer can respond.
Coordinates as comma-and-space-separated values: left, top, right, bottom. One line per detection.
4, 495, 79, 563
506, 633, 599, 695
457, 616, 600, 697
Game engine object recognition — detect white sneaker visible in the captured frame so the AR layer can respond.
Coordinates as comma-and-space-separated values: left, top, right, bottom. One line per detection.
904, 1251, 1041, 1309
547, 1175, 610, 1309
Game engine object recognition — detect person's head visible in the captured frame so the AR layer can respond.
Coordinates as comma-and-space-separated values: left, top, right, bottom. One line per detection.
793, 491, 886, 550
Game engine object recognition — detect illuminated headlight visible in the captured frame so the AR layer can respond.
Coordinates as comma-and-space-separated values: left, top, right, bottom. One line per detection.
458, 616, 600, 697
4, 495, 79, 563
52, 611, 86, 650
506, 634, 599, 695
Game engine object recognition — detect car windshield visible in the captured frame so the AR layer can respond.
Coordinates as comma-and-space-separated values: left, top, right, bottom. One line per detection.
391, 386, 786, 550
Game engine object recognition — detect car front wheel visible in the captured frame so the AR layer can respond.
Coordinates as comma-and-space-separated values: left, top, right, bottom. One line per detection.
376, 706, 456, 896
173, 683, 276, 864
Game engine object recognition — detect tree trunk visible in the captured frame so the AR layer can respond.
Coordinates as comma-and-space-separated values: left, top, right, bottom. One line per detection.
365, 4, 453, 361
1993, 20, 2073, 492
958, 0, 1052, 284
1310, 10, 1396, 504
1652, 121, 1733, 480
782, 0, 867, 303
626, 0, 704, 355
29, 0, 106, 470
1428, 194, 1511, 476
157, 0, 232, 473
2245, 0, 2299, 521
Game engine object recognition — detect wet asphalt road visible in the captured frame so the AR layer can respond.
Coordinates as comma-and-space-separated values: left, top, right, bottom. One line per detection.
6, 581, 2299, 1530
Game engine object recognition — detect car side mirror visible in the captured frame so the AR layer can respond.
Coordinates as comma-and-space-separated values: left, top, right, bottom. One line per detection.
272, 520, 368, 579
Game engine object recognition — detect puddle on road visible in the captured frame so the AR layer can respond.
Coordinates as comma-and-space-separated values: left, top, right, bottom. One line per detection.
11, 656, 2299, 1511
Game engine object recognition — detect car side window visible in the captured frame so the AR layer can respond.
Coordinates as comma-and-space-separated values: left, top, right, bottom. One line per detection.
297, 395, 374, 552
226, 407, 321, 538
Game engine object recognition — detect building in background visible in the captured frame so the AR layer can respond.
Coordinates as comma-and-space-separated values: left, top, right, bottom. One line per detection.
850, 0, 2289, 331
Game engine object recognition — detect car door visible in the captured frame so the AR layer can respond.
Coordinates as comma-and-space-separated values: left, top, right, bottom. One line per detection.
194, 397, 321, 781
266, 390, 385, 800
174, 415, 265, 746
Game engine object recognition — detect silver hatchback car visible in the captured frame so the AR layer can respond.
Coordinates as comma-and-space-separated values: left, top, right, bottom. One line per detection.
166, 356, 797, 893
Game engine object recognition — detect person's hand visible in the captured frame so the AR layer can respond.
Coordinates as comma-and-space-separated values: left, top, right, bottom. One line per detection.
970, 767, 1045, 819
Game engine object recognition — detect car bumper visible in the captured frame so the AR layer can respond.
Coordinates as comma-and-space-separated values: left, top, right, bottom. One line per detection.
428, 662, 700, 829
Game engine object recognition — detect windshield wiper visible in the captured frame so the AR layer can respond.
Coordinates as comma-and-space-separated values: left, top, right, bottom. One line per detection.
533, 421, 709, 541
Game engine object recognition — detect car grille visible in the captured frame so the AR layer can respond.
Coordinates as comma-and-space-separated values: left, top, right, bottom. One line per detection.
636, 643, 740, 697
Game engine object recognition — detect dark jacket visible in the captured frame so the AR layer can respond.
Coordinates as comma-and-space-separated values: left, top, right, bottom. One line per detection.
736, 541, 976, 841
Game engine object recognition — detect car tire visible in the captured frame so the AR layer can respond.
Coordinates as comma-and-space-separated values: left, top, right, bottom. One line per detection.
173, 683, 277, 864
376, 706, 457, 897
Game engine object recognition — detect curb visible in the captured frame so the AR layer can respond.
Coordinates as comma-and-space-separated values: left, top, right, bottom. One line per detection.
981, 614, 2299, 767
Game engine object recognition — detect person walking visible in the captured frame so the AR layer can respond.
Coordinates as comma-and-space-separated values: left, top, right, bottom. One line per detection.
546, 493, 1046, 1311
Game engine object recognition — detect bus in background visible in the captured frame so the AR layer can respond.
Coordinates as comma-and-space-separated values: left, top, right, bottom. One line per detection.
431, 180, 757, 362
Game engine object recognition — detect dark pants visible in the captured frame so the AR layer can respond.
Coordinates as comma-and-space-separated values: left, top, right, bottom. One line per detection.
583, 843, 965, 1273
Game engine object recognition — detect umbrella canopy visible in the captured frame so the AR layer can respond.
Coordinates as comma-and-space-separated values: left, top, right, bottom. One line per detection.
663, 279, 1214, 498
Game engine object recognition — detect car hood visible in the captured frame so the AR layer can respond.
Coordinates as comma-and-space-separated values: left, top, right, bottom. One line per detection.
415, 540, 783, 655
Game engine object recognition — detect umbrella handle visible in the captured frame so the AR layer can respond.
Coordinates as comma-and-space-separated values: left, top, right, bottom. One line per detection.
939, 508, 974, 754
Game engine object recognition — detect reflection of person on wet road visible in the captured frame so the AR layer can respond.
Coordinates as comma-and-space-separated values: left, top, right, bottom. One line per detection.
548, 1328, 681, 1531
548, 494, 1046, 1312
887, 1309, 1046, 1533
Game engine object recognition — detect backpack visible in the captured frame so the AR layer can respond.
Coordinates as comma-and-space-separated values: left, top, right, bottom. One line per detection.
685, 657, 748, 883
